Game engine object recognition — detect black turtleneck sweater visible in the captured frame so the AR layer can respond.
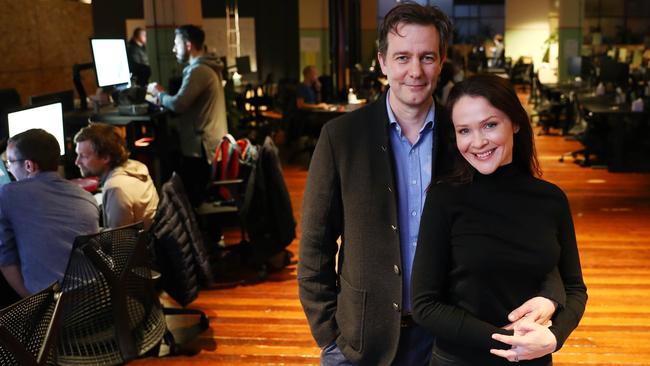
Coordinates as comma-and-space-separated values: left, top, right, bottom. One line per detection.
411, 164, 587, 366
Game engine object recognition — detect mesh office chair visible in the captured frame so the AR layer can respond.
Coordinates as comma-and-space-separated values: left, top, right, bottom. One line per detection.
0, 282, 63, 366
56, 223, 166, 365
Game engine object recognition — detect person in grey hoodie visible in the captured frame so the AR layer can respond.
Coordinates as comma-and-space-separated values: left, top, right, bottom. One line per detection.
148, 24, 228, 205
74, 123, 159, 230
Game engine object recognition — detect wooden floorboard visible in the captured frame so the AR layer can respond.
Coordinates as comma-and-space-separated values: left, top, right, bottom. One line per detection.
133, 101, 650, 365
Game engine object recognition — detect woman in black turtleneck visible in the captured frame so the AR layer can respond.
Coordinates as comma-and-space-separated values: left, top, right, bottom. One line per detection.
411, 75, 587, 366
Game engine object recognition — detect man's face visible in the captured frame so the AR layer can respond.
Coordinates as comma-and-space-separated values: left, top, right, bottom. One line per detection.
378, 23, 445, 113
305, 67, 318, 83
172, 34, 189, 64
75, 140, 110, 178
6, 144, 29, 181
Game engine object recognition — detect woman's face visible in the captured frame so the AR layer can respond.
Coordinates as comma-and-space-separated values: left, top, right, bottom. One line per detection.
451, 95, 518, 175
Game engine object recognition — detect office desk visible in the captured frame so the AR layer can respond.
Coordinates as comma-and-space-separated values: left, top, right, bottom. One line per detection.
290, 103, 366, 163
303, 103, 366, 121
577, 94, 649, 172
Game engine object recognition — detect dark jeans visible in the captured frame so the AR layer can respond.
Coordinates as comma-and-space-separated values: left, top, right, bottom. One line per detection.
178, 155, 210, 207
0, 272, 22, 310
320, 325, 434, 366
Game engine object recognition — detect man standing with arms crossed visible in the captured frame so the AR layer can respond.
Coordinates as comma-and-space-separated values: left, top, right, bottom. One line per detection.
298, 3, 562, 365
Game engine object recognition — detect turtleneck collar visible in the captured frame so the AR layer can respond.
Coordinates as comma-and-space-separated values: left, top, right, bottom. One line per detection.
473, 163, 527, 183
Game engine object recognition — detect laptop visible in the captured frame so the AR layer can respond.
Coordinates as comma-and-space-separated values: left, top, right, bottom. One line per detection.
0, 160, 12, 186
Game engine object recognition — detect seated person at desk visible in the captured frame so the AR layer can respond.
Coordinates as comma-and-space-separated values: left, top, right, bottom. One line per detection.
147, 24, 228, 206
74, 123, 159, 230
0, 129, 99, 307
297, 65, 329, 110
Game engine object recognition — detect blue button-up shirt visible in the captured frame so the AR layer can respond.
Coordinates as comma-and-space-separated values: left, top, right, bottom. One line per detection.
0, 172, 100, 294
386, 93, 435, 313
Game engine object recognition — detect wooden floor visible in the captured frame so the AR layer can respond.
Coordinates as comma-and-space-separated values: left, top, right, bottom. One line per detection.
133, 114, 650, 365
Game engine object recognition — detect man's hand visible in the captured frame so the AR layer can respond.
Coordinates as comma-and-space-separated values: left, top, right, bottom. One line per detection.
490, 320, 557, 362
504, 296, 557, 330
147, 82, 165, 98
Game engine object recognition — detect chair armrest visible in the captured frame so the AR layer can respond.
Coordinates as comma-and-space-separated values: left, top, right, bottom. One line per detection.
206, 179, 244, 188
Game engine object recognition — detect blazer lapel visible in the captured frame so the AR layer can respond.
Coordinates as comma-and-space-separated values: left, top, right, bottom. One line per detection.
367, 92, 399, 224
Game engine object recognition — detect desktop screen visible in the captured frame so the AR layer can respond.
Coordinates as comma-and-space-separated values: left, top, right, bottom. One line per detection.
600, 59, 629, 86
7, 102, 65, 156
29, 90, 74, 112
236, 56, 252, 74
0, 160, 11, 186
567, 56, 582, 77
90, 38, 131, 87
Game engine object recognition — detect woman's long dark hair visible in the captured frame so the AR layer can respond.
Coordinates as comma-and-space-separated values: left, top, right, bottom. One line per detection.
439, 74, 541, 184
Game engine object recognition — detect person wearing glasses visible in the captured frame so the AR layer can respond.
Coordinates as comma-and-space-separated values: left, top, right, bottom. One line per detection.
0, 129, 99, 308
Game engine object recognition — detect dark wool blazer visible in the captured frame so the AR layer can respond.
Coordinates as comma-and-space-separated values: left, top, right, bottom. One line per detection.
298, 91, 451, 365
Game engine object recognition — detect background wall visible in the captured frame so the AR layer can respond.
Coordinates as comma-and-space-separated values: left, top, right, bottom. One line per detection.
505, 0, 552, 73
93, 0, 299, 85
0, 0, 95, 105
201, 0, 299, 83
360, 0, 377, 68
299, 0, 329, 81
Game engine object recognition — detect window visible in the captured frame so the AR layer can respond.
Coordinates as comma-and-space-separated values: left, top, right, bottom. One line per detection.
451, 0, 504, 44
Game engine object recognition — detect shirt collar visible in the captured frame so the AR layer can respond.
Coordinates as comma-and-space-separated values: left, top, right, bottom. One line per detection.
26, 171, 60, 182
385, 89, 435, 133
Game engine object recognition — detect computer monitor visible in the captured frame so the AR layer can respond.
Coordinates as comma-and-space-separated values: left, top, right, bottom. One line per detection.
600, 60, 629, 86
90, 38, 131, 88
0, 160, 12, 186
7, 102, 65, 156
580, 56, 597, 82
29, 90, 74, 112
236, 56, 252, 74
567, 56, 582, 77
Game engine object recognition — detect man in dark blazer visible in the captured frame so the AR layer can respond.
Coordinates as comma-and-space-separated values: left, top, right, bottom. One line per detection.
299, 3, 563, 365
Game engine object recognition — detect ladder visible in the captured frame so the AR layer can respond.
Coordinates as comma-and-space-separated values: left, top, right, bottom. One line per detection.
226, 0, 241, 61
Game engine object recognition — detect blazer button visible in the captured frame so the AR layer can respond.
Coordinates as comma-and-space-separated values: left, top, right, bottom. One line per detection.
387, 185, 392, 193
380, 145, 387, 152
392, 302, 401, 312
393, 265, 401, 275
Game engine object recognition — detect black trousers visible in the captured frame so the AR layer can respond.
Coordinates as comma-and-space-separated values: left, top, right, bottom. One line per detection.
0, 271, 22, 309
178, 155, 210, 207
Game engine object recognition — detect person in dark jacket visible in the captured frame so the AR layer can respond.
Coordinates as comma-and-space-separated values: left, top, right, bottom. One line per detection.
298, 3, 564, 366
127, 27, 150, 86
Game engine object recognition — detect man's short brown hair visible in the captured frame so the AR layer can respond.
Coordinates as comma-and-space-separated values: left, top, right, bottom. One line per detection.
377, 2, 453, 59
8, 129, 60, 171
74, 123, 129, 169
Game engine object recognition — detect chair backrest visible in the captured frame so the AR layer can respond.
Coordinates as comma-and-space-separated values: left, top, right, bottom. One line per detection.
0, 282, 63, 366
0, 88, 21, 149
57, 223, 166, 365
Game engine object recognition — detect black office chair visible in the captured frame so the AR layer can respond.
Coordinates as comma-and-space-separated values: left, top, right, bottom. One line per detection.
510, 61, 533, 93
56, 223, 166, 365
0, 88, 21, 151
559, 95, 588, 164
0, 282, 63, 366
